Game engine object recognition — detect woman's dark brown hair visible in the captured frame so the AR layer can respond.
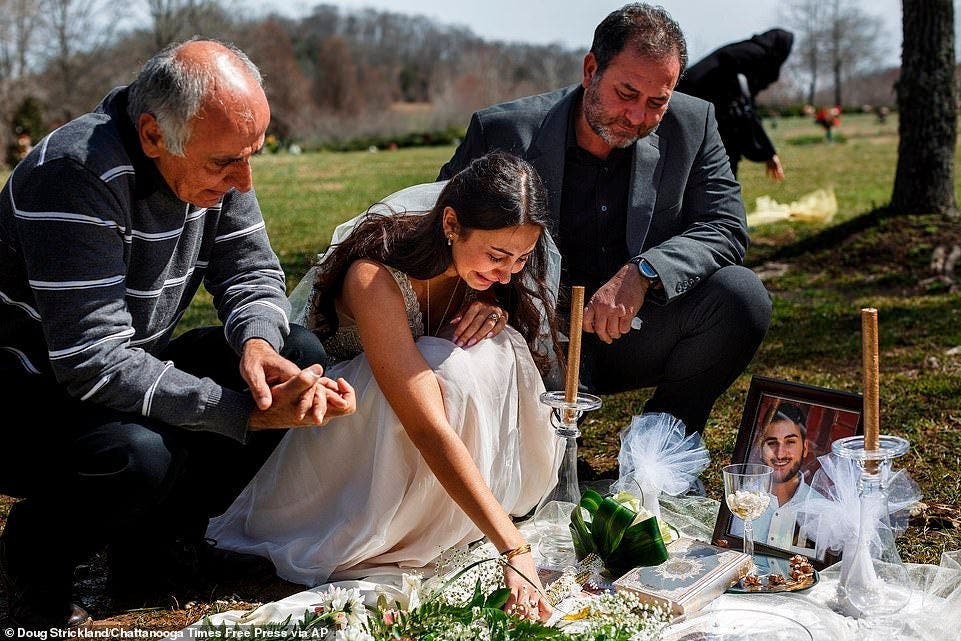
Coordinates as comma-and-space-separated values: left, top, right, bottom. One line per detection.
308, 150, 560, 370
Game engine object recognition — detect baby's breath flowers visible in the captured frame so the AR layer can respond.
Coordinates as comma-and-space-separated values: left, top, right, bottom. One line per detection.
555, 590, 669, 639
387, 546, 669, 640
424, 547, 504, 606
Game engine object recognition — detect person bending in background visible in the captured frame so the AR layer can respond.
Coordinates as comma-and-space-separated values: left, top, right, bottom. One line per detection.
676, 28, 794, 181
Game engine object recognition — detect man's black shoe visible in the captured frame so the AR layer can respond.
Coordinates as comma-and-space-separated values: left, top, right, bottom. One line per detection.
7, 600, 92, 630
110, 537, 274, 599
180, 537, 275, 583
1, 539, 91, 630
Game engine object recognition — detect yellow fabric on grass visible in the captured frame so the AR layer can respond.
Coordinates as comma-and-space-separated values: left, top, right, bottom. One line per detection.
747, 187, 837, 227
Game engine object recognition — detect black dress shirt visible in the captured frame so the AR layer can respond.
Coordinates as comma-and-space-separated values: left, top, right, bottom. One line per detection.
558, 109, 632, 297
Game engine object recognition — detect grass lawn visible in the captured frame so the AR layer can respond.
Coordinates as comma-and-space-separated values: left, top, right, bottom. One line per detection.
1, 112, 959, 627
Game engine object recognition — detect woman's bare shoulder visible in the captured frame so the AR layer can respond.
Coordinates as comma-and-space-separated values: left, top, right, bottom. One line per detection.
344, 259, 394, 288
342, 260, 411, 311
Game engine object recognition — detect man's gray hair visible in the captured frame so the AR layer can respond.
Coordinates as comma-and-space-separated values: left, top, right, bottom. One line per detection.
591, 3, 687, 76
127, 39, 263, 156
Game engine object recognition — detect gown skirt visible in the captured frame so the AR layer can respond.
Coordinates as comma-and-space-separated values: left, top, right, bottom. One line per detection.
207, 328, 557, 586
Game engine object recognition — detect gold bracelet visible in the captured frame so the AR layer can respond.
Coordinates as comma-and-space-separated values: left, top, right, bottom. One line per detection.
500, 543, 532, 561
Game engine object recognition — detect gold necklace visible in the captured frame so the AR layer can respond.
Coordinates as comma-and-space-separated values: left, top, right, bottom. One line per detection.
426, 277, 461, 336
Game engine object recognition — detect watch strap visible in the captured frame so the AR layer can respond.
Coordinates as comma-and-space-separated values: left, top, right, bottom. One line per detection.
632, 257, 660, 280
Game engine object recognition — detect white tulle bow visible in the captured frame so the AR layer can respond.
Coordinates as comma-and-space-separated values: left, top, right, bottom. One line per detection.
617, 413, 711, 520
798, 452, 921, 561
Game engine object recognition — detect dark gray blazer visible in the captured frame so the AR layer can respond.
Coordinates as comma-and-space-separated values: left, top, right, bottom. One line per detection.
438, 85, 749, 302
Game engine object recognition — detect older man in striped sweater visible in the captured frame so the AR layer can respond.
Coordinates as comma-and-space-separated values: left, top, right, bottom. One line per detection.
0, 40, 354, 628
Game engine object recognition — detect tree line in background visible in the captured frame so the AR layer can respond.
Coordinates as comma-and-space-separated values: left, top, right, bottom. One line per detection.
0, 0, 918, 168
0, 0, 585, 165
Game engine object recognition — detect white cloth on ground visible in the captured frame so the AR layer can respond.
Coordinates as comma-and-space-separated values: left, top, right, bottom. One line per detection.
190, 505, 961, 641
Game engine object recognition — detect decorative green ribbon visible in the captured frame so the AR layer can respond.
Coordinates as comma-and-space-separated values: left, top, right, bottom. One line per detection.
569, 488, 669, 576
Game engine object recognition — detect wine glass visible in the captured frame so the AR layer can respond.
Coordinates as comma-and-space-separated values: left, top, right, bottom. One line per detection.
723, 463, 773, 558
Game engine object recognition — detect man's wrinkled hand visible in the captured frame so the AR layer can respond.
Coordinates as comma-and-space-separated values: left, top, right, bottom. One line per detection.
248, 364, 330, 429
583, 264, 649, 344
241, 338, 302, 410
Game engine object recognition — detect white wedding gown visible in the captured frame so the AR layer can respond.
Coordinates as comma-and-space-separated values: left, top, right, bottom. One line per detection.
207, 187, 558, 586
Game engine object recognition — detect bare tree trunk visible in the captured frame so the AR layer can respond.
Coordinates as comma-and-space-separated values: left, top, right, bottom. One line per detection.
831, 0, 843, 106
783, 0, 824, 105
148, 0, 180, 49
832, 58, 842, 106
804, 21, 818, 106
891, 0, 957, 216
1, 0, 41, 80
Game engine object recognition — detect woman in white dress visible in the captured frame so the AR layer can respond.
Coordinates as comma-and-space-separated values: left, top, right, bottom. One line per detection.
208, 151, 561, 620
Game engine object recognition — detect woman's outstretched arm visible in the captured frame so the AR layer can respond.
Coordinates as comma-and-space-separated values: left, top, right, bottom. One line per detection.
342, 259, 551, 621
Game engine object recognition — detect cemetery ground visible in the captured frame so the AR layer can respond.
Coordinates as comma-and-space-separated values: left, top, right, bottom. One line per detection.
1, 112, 959, 628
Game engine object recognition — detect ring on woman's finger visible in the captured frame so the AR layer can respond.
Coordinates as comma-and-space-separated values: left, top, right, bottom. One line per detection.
487, 312, 500, 322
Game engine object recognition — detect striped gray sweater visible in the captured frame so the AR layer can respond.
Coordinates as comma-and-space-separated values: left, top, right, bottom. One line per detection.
0, 86, 291, 442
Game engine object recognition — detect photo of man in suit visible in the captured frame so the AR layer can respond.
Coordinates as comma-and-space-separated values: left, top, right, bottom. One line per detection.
439, 3, 773, 435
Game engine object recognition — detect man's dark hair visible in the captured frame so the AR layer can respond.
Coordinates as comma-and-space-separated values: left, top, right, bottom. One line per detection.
590, 3, 688, 76
773, 403, 807, 439
308, 151, 560, 372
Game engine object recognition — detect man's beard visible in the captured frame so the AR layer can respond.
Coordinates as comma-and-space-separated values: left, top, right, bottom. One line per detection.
770, 458, 802, 485
583, 79, 658, 148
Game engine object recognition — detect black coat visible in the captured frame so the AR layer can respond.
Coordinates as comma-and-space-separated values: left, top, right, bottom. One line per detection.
676, 29, 794, 168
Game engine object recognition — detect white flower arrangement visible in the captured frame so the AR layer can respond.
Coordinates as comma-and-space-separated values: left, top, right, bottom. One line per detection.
422, 546, 504, 605
202, 548, 667, 640
309, 585, 368, 630
364, 546, 669, 640
726, 489, 771, 520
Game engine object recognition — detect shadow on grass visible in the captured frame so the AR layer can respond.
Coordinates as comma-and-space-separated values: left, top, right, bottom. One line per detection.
747, 205, 897, 267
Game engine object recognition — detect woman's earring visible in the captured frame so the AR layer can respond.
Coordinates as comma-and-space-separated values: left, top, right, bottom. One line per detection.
447, 234, 452, 246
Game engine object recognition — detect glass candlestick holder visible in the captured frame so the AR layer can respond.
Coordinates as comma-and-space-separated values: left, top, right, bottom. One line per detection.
832, 434, 912, 634
533, 390, 602, 571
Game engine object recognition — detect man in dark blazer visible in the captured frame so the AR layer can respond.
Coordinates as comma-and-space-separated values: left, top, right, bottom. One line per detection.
439, 3, 772, 435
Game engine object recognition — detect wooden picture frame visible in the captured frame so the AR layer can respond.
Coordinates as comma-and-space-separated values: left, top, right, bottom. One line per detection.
712, 376, 863, 569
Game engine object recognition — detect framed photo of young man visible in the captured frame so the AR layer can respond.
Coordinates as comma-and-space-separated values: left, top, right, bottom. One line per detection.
712, 376, 863, 568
